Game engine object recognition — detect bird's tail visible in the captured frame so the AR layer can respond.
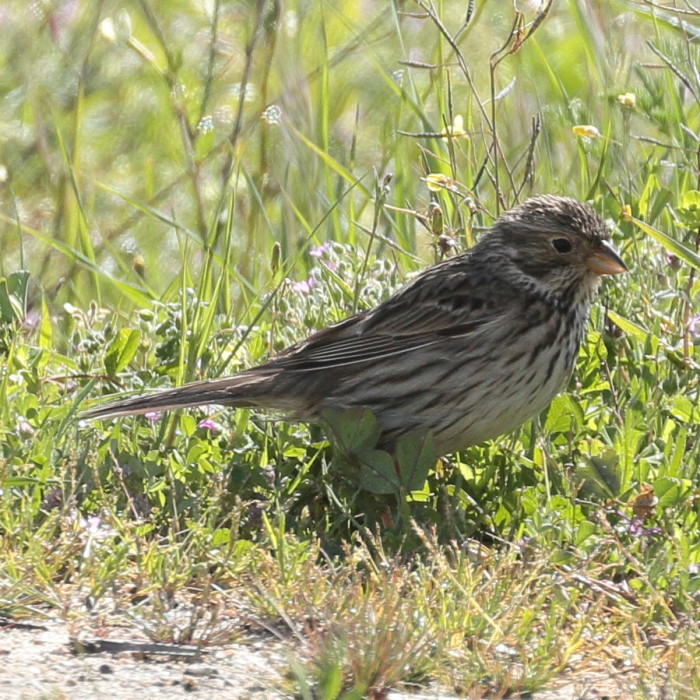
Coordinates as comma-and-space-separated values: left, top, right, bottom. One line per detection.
82, 371, 274, 420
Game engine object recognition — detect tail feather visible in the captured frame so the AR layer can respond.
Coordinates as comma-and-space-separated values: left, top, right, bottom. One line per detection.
82, 372, 273, 420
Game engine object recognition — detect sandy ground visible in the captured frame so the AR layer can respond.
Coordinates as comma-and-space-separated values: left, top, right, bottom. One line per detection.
0, 618, 639, 700
0, 619, 285, 699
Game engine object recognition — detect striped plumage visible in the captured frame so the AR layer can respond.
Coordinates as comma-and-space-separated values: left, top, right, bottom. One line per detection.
84, 195, 626, 456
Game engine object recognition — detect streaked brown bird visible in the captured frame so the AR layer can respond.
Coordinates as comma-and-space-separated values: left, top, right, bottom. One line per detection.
85, 195, 627, 455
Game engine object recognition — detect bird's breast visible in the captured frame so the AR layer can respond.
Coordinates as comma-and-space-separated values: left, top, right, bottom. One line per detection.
431, 306, 587, 454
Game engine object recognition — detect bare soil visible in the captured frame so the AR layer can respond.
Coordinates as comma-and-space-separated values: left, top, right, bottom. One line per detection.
0, 618, 641, 700
0, 619, 285, 699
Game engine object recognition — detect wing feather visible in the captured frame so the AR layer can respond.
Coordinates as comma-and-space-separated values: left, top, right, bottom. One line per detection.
270, 254, 502, 372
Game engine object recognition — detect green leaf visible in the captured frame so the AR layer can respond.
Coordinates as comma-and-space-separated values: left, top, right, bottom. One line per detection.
1, 476, 53, 487
576, 449, 621, 499
180, 414, 197, 437
668, 427, 686, 476
654, 476, 685, 508
649, 188, 673, 224
395, 430, 436, 492
104, 329, 141, 376
321, 408, 382, 453
631, 216, 700, 270
544, 394, 584, 434
575, 519, 597, 546
211, 528, 231, 547
195, 125, 215, 160
676, 190, 700, 227
186, 443, 207, 465
358, 449, 400, 494
637, 174, 659, 220
0, 270, 30, 323
39, 295, 52, 349
670, 395, 697, 423
606, 310, 653, 345
319, 663, 343, 700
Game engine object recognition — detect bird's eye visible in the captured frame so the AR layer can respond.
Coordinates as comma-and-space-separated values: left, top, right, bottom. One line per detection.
551, 237, 572, 254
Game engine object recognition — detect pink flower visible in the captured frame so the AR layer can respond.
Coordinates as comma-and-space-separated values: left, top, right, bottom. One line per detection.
291, 277, 316, 294
198, 418, 222, 435
310, 242, 331, 258
689, 312, 700, 338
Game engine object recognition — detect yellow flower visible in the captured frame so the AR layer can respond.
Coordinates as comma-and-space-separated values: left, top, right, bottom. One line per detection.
425, 173, 450, 192
572, 124, 600, 139
617, 92, 636, 108
620, 204, 633, 222
442, 115, 468, 140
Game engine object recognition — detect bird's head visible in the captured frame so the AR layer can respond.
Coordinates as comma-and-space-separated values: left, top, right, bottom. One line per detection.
485, 195, 627, 306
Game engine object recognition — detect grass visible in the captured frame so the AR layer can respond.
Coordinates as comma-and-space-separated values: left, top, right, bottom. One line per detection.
1, 0, 699, 697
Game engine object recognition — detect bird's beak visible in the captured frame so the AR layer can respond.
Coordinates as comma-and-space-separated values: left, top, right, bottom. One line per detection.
585, 239, 627, 276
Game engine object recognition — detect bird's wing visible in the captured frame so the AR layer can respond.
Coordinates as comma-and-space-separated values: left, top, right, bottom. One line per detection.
357, 256, 496, 335
270, 329, 460, 370
270, 256, 503, 371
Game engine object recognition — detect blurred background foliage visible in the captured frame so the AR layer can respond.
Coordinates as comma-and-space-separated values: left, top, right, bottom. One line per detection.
2, 0, 698, 311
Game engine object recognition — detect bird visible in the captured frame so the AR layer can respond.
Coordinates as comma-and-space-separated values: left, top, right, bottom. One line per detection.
84, 195, 627, 456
